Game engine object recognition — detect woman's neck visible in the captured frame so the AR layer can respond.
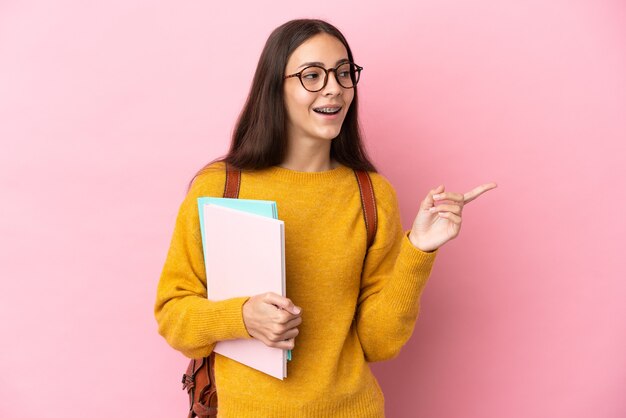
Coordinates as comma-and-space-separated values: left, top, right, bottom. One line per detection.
279, 138, 338, 172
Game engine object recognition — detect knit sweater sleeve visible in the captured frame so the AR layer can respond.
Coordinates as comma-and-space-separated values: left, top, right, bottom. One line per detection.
154, 165, 252, 359
355, 175, 438, 362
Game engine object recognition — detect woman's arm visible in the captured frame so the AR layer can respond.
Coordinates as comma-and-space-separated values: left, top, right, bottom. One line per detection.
154, 168, 303, 358
356, 177, 496, 362
355, 180, 438, 362
154, 180, 252, 359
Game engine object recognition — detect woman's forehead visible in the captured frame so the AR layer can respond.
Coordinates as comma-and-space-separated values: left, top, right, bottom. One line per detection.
286, 33, 349, 69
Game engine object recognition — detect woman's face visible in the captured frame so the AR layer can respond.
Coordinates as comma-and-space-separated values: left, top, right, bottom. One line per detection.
283, 33, 354, 146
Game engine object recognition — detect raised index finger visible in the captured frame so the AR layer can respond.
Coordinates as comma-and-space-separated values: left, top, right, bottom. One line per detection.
463, 182, 498, 205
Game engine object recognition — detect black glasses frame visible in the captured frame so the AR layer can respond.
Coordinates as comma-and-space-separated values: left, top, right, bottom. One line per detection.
284, 62, 363, 92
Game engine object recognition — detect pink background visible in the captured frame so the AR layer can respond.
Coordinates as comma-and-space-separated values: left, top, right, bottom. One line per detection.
1, 1, 624, 417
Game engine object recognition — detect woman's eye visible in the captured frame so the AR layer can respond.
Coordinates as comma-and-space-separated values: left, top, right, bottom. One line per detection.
302, 72, 319, 80
338, 71, 350, 78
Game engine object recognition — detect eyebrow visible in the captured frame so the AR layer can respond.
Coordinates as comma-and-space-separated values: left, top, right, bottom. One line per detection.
297, 58, 350, 69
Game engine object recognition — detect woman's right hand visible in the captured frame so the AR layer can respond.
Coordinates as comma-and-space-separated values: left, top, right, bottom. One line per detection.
242, 292, 302, 350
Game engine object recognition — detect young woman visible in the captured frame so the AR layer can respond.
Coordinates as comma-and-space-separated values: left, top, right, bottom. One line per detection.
155, 18, 496, 417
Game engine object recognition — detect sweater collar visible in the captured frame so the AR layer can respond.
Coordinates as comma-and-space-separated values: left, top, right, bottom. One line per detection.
261, 163, 353, 184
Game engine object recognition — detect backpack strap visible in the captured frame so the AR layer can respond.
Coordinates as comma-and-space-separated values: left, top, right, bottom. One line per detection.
223, 163, 378, 247
354, 170, 378, 249
224, 162, 241, 199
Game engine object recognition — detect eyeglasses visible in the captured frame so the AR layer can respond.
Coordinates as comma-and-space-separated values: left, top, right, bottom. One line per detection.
284, 62, 363, 92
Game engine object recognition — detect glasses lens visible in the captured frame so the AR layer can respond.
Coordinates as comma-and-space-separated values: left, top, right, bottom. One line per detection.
300, 66, 326, 92
336, 63, 360, 89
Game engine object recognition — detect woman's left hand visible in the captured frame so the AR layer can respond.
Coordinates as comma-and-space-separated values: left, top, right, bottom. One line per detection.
408, 182, 498, 252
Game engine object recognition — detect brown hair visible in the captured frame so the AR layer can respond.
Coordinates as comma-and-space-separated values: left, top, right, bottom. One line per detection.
191, 19, 376, 187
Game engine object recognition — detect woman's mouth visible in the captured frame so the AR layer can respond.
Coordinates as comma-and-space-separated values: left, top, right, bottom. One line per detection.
312, 106, 342, 117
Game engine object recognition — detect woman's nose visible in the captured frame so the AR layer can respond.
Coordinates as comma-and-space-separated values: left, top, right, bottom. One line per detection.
321, 70, 342, 95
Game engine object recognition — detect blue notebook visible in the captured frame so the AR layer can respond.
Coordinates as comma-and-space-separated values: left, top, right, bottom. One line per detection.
198, 197, 277, 249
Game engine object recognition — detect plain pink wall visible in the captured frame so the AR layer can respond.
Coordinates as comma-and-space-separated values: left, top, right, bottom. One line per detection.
1, 1, 624, 417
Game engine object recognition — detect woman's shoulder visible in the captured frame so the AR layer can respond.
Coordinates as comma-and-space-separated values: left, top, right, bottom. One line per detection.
365, 170, 398, 206
187, 160, 228, 199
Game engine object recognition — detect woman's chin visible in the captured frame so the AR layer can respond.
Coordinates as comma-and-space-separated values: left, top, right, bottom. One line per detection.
313, 128, 342, 141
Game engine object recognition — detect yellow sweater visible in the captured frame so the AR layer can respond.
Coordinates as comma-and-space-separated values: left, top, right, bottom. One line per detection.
155, 161, 438, 417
